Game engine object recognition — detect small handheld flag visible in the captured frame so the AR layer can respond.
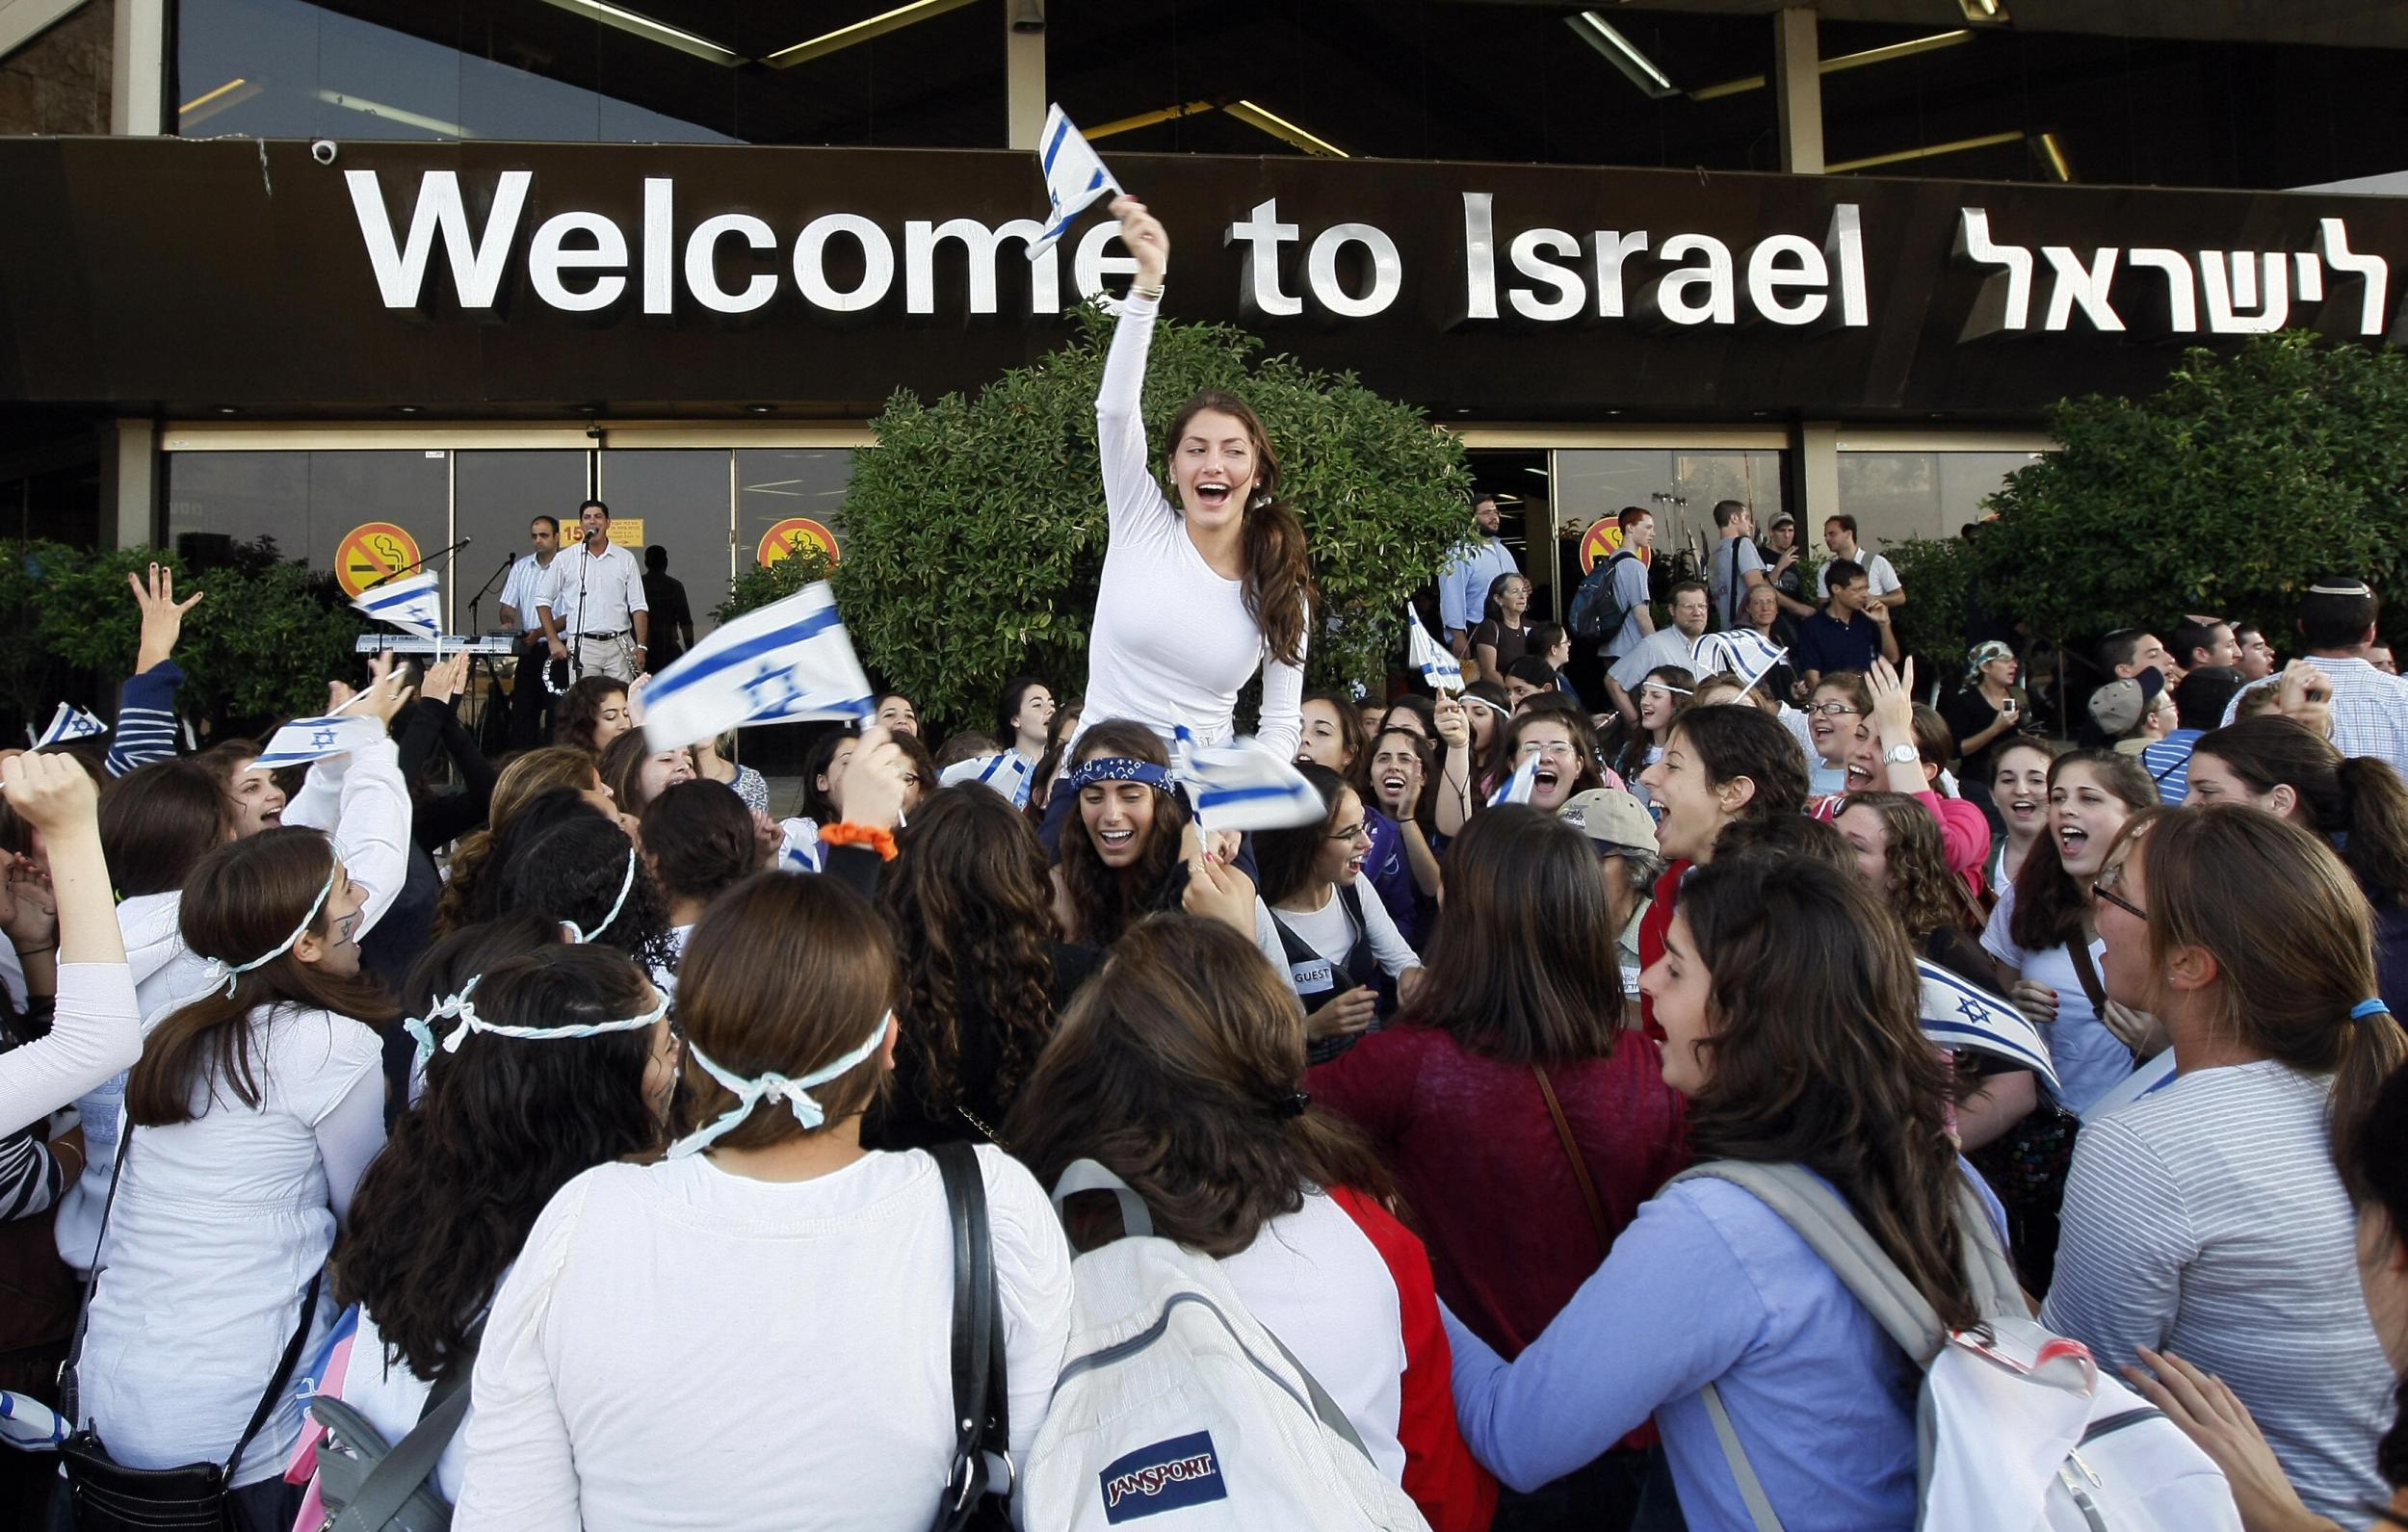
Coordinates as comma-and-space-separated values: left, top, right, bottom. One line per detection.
940, 750, 1034, 808
1171, 726, 1324, 833
1405, 604, 1463, 695
351, 569, 443, 640
641, 582, 874, 751
251, 714, 388, 771
1691, 631, 1789, 698
1031, 103, 1123, 256
1916, 959, 2060, 1093
1487, 752, 1538, 808
29, 702, 106, 750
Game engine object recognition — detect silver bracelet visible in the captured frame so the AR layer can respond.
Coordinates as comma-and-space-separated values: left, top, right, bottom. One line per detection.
1131, 279, 1165, 300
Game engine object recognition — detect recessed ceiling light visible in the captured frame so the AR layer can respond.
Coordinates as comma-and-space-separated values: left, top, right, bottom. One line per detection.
216, 406, 239, 415
746, 404, 775, 415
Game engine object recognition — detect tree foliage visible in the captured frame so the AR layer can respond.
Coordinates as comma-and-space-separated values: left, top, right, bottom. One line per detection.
718, 541, 835, 623
1977, 332, 2408, 647
0, 538, 367, 735
1883, 535, 1972, 667
827, 303, 1473, 734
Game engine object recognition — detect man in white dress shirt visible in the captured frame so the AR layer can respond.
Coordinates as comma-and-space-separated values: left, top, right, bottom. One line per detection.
537, 500, 651, 684
500, 514, 562, 748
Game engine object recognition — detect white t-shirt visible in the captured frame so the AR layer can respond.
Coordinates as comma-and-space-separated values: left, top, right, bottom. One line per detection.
76, 1005, 386, 1486
453, 1146, 1073, 1531
1080, 294, 1305, 761
1252, 883, 1420, 1000
1816, 550, 1901, 601
1980, 882, 2131, 1116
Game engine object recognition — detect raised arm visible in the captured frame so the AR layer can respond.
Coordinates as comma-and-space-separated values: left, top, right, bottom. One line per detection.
1095, 197, 1176, 540
0, 754, 137, 1136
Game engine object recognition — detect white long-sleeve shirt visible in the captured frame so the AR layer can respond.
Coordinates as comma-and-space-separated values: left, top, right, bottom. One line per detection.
453, 1146, 1072, 1532
0, 962, 138, 1139
1083, 293, 1305, 761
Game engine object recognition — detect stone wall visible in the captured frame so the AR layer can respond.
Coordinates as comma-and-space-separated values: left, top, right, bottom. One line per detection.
0, 0, 113, 137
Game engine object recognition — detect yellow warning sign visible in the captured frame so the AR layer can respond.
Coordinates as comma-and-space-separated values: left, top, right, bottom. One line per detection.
1579, 519, 1652, 576
336, 522, 422, 598
607, 517, 644, 549
758, 517, 840, 567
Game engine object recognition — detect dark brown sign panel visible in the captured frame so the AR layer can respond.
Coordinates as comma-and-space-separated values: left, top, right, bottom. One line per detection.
1, 136, 2404, 421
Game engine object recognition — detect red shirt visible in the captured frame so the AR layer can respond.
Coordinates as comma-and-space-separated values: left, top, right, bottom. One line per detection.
1307, 1025, 1688, 1361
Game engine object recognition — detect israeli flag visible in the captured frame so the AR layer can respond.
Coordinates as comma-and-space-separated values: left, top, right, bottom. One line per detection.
641, 582, 874, 752
1171, 726, 1323, 833
1916, 959, 2060, 1094
252, 714, 388, 771
0, 1389, 66, 1449
1404, 603, 1462, 694
940, 750, 1034, 809
351, 569, 443, 639
29, 702, 106, 750
1692, 630, 1789, 698
1031, 103, 1122, 256
1488, 752, 1538, 808
2081, 1048, 2177, 1124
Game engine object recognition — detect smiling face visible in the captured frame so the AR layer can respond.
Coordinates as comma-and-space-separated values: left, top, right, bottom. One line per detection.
229, 761, 287, 838
1641, 726, 1732, 864
1515, 718, 1583, 812
1369, 733, 1423, 814
874, 695, 918, 737
1317, 787, 1373, 888
1836, 802, 1893, 890
1807, 685, 1860, 760
1638, 681, 1683, 734
1080, 779, 1158, 869
2051, 761, 2137, 881
1173, 408, 1260, 532
638, 748, 694, 805
297, 859, 368, 979
1841, 719, 1884, 794
1641, 910, 1714, 1094
579, 506, 609, 543
1296, 697, 1354, 772
1992, 743, 2054, 844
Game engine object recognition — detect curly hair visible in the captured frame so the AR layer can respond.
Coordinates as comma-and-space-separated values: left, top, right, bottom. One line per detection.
434, 747, 599, 936
339, 944, 661, 1384
1839, 792, 1979, 942
878, 788, 1060, 1129
556, 676, 628, 754
500, 811, 678, 976
1058, 720, 1191, 948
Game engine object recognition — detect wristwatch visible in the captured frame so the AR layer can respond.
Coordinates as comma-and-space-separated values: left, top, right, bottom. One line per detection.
1886, 743, 1921, 766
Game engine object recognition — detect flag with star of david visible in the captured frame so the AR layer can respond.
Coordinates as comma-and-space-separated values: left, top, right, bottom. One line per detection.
1030, 104, 1122, 256
1917, 958, 2059, 1092
350, 569, 443, 639
28, 702, 106, 750
251, 714, 389, 771
641, 582, 874, 752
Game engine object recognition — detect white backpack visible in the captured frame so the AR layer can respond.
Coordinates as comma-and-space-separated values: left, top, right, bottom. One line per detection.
1016, 1160, 1432, 1532
1673, 1161, 2241, 1532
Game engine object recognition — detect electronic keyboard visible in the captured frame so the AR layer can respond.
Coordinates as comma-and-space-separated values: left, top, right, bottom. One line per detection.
353, 635, 517, 657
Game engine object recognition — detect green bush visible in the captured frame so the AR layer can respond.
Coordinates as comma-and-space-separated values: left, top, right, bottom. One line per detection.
1883, 536, 1972, 667
1977, 331, 2408, 648
0, 538, 367, 735
718, 541, 836, 623
828, 303, 1473, 734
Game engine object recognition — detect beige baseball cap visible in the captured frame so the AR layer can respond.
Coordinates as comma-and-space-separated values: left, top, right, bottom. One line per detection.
1558, 788, 1658, 857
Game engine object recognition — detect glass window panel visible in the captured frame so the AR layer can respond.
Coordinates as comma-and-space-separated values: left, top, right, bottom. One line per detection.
1553, 448, 1787, 595
454, 451, 590, 636
594, 451, 732, 641
736, 449, 853, 576
1837, 451, 2043, 549
165, 449, 450, 611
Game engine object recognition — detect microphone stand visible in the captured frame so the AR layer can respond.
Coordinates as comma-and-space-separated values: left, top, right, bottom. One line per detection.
363, 537, 472, 589
466, 551, 515, 744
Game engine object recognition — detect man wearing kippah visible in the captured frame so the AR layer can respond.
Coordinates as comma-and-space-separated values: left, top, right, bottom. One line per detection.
2220, 577, 2408, 778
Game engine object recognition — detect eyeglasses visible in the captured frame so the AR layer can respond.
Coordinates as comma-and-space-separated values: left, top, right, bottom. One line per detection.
1325, 820, 1374, 845
1810, 701, 1861, 717
1517, 740, 1580, 760
2091, 860, 2148, 922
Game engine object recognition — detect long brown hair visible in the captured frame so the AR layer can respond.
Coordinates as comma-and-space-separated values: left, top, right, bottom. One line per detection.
2192, 715, 2408, 908
1394, 805, 1623, 1066
1678, 852, 1979, 1333
1165, 390, 1315, 667
2009, 750, 2156, 952
597, 731, 683, 818
1841, 792, 1978, 943
675, 871, 899, 1149
127, 828, 400, 1126
99, 759, 232, 898
435, 745, 600, 935
556, 676, 628, 754
1058, 720, 1190, 947
1006, 914, 1392, 1257
2139, 806, 2408, 1166
879, 787, 1060, 1126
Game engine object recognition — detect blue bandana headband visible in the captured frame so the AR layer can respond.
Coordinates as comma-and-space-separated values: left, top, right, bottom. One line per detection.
668, 1012, 895, 1157
1064, 757, 1172, 793
562, 848, 639, 945
405, 974, 668, 1073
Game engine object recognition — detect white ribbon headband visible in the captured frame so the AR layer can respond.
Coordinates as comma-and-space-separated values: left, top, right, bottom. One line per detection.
405, 973, 668, 1073
562, 847, 639, 946
667, 1012, 894, 1158
196, 866, 337, 998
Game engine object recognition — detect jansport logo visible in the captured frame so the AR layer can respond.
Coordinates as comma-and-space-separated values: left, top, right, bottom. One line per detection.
1099, 1430, 1229, 1522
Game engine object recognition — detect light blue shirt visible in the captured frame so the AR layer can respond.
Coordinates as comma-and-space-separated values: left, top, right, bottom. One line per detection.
1440, 537, 1520, 637
1449, 1168, 2002, 1532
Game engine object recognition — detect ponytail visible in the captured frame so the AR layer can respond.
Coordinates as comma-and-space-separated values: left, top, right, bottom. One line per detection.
2331, 1000, 2408, 1173
2335, 755, 2408, 908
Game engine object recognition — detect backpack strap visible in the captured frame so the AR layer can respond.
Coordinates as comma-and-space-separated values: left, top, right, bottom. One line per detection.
1050, 1157, 1155, 1240
1700, 1383, 1785, 1532
328, 1352, 475, 1532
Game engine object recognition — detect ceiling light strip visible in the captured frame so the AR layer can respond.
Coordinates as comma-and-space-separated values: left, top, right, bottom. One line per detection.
1688, 29, 1974, 102
1086, 100, 1219, 141
763, 0, 981, 68
1226, 100, 1348, 158
1567, 11, 1678, 99
1827, 129, 2024, 173
537, 0, 742, 65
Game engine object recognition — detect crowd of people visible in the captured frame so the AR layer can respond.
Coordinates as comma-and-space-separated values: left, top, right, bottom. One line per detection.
2, 197, 2407, 1532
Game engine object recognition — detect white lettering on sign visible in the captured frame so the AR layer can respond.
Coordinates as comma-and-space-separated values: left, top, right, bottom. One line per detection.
1955, 209, 2391, 338
335, 171, 2391, 344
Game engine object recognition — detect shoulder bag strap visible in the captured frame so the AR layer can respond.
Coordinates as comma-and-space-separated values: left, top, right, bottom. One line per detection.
1531, 1065, 1611, 1260
1700, 1382, 1786, 1532
329, 1354, 476, 1532
930, 1141, 1000, 1530
2064, 934, 2110, 1016
223, 1266, 325, 1479
1266, 909, 1322, 971
57, 1111, 139, 1422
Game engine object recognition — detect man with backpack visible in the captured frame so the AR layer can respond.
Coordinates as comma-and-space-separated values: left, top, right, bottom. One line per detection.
1570, 507, 1656, 700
